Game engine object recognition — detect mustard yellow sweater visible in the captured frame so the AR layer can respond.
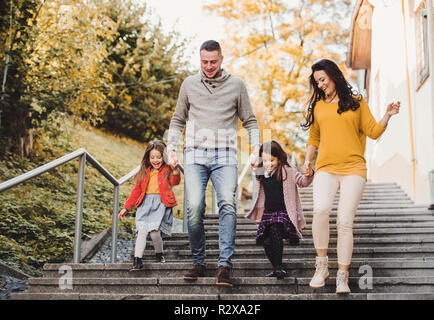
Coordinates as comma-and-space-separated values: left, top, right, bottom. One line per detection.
145, 170, 160, 194
307, 98, 386, 179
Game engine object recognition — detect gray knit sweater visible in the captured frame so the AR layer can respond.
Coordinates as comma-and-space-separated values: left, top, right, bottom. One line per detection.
167, 69, 261, 154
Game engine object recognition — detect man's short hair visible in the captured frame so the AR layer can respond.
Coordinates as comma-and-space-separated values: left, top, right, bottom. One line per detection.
200, 40, 221, 54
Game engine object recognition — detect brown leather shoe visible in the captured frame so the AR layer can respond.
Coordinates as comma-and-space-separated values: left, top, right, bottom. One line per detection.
183, 264, 206, 280
216, 266, 232, 287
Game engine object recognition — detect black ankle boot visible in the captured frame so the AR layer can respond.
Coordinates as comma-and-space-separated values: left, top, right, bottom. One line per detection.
130, 257, 143, 271
155, 252, 165, 263
274, 265, 286, 280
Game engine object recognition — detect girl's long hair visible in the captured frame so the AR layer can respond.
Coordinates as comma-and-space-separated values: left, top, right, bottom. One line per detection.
135, 140, 172, 184
257, 140, 291, 183
301, 59, 362, 130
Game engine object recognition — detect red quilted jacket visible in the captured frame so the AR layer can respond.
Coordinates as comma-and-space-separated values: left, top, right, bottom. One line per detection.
123, 164, 180, 211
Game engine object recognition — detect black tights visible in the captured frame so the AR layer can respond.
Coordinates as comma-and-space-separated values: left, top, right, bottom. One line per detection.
262, 223, 285, 268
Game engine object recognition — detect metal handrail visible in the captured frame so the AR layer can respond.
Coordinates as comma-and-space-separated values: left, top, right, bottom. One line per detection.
0, 147, 252, 265
0, 148, 142, 263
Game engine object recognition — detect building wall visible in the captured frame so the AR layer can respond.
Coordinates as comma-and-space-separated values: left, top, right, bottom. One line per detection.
365, 0, 434, 204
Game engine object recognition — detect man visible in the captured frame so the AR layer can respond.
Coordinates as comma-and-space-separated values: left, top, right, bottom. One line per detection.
167, 40, 261, 286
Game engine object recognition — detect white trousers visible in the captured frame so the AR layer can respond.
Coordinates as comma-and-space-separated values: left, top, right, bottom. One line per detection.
312, 171, 366, 266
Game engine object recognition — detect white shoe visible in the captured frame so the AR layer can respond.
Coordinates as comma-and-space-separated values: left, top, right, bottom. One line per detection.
336, 270, 351, 294
309, 256, 329, 288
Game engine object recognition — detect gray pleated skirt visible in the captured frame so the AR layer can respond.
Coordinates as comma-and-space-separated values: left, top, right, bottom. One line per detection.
135, 194, 173, 238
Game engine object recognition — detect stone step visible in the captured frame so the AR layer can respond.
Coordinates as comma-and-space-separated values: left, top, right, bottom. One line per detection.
242, 204, 426, 211
168, 228, 434, 239
299, 192, 410, 196
204, 216, 434, 225
143, 236, 434, 249
203, 222, 434, 231
11, 181, 434, 301
13, 291, 434, 300
298, 195, 411, 200
222, 292, 434, 300
300, 198, 413, 203
162, 246, 434, 260
11, 292, 434, 300
41, 260, 434, 278
301, 188, 405, 192
299, 192, 410, 197
299, 184, 402, 190
10, 292, 220, 300
298, 200, 414, 204
204, 208, 434, 218
23, 276, 434, 294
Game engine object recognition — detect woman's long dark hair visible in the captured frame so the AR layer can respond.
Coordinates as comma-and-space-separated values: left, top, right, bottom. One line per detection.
301, 59, 362, 130
135, 140, 172, 184
257, 140, 291, 183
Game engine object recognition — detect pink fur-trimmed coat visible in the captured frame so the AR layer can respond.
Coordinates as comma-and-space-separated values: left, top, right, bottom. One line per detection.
245, 165, 314, 238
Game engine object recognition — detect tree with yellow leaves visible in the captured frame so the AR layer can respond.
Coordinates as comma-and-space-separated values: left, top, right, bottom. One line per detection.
0, 0, 116, 157
204, 0, 354, 157
0, 0, 191, 157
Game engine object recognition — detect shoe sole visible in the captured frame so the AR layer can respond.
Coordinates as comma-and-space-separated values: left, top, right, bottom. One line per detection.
309, 273, 330, 288
336, 290, 351, 294
184, 275, 205, 280
336, 286, 351, 294
129, 268, 143, 272
216, 281, 232, 287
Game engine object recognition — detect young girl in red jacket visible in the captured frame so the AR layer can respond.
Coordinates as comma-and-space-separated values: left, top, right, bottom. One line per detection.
118, 140, 180, 271
246, 140, 314, 279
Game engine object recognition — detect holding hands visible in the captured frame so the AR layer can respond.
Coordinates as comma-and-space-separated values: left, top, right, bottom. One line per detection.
301, 161, 314, 177
118, 208, 127, 221
167, 150, 179, 170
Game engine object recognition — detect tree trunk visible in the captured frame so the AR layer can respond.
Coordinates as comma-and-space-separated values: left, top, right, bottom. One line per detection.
17, 110, 33, 158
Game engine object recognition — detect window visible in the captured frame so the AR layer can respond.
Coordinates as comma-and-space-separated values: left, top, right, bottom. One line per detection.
415, 1, 430, 87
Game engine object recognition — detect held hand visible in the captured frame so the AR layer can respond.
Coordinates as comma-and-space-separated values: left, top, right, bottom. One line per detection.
168, 150, 179, 170
250, 153, 259, 169
386, 101, 400, 117
301, 161, 313, 177
118, 208, 127, 221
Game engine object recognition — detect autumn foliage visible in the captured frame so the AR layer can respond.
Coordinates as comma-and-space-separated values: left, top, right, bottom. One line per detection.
0, 0, 191, 157
204, 0, 354, 155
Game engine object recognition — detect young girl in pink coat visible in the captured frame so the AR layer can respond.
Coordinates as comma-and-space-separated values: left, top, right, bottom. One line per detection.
246, 140, 314, 279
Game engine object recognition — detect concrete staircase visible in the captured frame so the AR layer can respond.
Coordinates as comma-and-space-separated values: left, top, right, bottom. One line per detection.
11, 182, 434, 300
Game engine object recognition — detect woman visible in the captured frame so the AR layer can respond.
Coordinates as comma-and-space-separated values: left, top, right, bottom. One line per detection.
301, 59, 400, 294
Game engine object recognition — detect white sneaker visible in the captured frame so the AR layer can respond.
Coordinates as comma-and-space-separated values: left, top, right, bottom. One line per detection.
309, 256, 329, 288
336, 270, 351, 294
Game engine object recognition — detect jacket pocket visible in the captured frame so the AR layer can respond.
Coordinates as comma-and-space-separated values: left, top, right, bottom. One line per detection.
165, 191, 176, 204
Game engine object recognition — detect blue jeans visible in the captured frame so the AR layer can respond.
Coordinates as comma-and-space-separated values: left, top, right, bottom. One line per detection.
184, 147, 238, 268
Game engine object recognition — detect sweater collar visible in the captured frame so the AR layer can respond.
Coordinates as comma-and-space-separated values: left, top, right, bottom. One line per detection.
200, 69, 231, 94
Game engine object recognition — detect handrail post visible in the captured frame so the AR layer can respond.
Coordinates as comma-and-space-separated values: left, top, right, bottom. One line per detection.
111, 185, 120, 263
73, 153, 86, 263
